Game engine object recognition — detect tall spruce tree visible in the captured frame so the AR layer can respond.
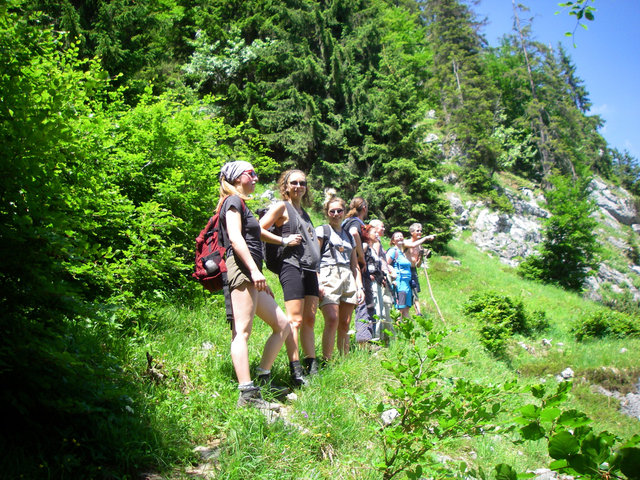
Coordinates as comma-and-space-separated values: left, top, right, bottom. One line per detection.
421, 0, 499, 177
519, 173, 600, 291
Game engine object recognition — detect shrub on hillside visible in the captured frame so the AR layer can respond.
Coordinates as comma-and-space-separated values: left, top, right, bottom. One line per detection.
463, 292, 529, 356
463, 292, 547, 357
572, 310, 640, 341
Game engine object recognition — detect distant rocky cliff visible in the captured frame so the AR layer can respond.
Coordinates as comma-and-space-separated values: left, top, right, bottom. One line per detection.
447, 176, 640, 302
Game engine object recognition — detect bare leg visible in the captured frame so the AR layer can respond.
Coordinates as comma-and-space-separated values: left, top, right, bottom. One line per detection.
300, 295, 319, 358
337, 302, 356, 356
283, 298, 304, 362
321, 303, 339, 360
413, 294, 422, 315
230, 283, 257, 384
254, 290, 291, 371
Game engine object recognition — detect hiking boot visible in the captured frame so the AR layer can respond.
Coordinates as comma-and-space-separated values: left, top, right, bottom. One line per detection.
289, 360, 308, 387
237, 386, 281, 411
303, 357, 319, 376
255, 373, 291, 399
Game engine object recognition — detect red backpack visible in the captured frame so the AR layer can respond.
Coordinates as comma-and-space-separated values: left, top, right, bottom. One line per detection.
192, 212, 227, 292
192, 197, 244, 292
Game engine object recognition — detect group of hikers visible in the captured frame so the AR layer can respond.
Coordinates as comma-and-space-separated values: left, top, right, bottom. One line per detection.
216, 161, 434, 410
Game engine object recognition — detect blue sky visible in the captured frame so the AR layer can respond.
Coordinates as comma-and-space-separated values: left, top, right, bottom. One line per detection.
473, 0, 640, 160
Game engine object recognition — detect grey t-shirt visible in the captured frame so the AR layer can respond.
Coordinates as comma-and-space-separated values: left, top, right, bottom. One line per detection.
316, 225, 354, 267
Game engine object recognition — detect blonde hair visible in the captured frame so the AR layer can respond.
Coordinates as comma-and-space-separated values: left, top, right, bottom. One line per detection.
323, 188, 345, 215
278, 169, 312, 207
216, 177, 249, 212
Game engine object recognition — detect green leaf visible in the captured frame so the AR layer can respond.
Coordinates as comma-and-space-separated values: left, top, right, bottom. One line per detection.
520, 422, 545, 441
556, 410, 592, 428
494, 463, 518, 480
549, 431, 580, 459
540, 407, 562, 423
519, 404, 540, 419
530, 384, 545, 399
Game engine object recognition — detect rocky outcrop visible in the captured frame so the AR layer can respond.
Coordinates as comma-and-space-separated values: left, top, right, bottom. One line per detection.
448, 176, 640, 300
449, 189, 549, 268
590, 177, 640, 226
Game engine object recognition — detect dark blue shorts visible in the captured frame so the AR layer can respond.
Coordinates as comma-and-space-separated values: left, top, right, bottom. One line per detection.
279, 262, 319, 301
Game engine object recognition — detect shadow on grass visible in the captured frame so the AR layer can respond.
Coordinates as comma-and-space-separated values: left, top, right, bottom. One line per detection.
0, 317, 192, 480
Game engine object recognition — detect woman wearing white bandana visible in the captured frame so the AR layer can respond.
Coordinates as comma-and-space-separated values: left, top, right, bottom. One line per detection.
217, 161, 302, 410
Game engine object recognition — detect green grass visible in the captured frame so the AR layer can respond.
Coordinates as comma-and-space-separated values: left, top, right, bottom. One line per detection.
8, 229, 639, 479
125, 235, 640, 479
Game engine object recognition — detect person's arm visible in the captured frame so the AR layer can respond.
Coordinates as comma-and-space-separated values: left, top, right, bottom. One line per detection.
258, 201, 302, 246
350, 246, 365, 304
349, 225, 365, 267
226, 206, 266, 291
258, 201, 286, 230
403, 234, 435, 248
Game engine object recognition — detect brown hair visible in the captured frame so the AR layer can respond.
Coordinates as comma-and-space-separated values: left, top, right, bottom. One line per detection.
278, 169, 312, 207
346, 196, 367, 218
323, 188, 345, 215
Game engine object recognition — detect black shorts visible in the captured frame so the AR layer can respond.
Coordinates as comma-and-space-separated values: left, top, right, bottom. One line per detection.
279, 262, 320, 301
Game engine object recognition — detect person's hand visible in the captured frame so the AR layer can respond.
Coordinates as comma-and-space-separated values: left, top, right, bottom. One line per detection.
250, 270, 267, 291
356, 288, 365, 304
318, 285, 325, 299
265, 284, 275, 298
283, 234, 302, 247
426, 234, 435, 242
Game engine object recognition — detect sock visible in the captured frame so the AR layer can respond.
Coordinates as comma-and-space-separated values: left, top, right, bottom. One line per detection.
256, 367, 270, 376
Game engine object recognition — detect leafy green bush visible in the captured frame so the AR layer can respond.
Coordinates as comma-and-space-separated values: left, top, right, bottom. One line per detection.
504, 381, 640, 480
572, 310, 640, 341
529, 309, 551, 333
462, 165, 495, 194
463, 292, 532, 356
375, 314, 508, 479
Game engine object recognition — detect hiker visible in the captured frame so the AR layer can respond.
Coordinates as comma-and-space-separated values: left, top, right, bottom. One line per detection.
404, 223, 435, 316
386, 231, 414, 319
259, 169, 321, 384
218, 161, 302, 410
316, 190, 364, 359
342, 197, 375, 345
367, 219, 394, 342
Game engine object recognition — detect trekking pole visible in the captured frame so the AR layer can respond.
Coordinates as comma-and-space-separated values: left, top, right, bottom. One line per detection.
422, 261, 445, 324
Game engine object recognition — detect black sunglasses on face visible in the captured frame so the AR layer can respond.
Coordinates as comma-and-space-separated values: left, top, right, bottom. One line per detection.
329, 208, 344, 214
290, 180, 307, 187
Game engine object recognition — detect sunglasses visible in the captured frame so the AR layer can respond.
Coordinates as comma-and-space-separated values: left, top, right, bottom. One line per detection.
242, 170, 258, 179
289, 180, 307, 187
329, 208, 344, 215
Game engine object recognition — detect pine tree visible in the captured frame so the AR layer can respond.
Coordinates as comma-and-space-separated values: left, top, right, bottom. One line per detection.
421, 0, 500, 176
519, 174, 600, 291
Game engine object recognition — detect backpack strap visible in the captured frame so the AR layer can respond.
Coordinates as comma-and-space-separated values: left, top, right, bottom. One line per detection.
389, 246, 399, 265
320, 224, 338, 263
